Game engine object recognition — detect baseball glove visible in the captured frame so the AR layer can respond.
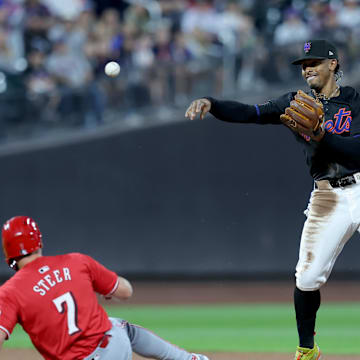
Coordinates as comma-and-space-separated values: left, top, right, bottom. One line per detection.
280, 90, 325, 141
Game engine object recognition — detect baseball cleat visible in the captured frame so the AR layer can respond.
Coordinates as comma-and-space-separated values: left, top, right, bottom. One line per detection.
294, 343, 321, 360
191, 354, 209, 360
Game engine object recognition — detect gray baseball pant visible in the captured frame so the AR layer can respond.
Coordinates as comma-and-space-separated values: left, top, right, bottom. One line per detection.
83, 317, 193, 360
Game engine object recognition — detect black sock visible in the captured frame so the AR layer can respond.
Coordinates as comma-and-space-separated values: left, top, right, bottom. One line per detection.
294, 286, 321, 349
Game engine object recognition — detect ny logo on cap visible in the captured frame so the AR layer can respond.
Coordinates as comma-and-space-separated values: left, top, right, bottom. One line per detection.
304, 42, 311, 53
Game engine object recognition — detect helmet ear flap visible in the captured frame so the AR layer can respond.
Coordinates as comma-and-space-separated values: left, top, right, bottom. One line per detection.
8, 259, 19, 271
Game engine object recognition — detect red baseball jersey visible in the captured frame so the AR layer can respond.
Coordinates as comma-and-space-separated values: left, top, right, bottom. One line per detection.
0, 253, 119, 359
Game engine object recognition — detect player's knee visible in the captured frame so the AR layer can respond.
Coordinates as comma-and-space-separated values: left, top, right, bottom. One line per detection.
296, 271, 327, 291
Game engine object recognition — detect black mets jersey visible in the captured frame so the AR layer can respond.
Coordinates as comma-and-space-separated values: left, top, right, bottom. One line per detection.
207, 86, 360, 180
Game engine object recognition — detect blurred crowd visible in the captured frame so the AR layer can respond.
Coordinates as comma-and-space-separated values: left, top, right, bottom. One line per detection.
0, 0, 360, 138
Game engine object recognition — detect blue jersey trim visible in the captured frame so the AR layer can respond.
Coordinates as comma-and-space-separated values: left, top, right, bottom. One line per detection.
353, 134, 360, 138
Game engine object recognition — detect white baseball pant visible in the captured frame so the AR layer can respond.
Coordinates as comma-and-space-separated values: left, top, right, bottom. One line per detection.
296, 179, 360, 291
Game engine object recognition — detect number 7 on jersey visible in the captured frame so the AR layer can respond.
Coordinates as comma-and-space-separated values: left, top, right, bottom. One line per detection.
53, 292, 81, 335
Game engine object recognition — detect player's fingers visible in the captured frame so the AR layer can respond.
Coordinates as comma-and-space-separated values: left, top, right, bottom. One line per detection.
185, 101, 196, 120
184, 103, 192, 118
185, 100, 201, 120
186, 99, 211, 120
196, 100, 205, 113
201, 99, 212, 119
200, 106, 209, 120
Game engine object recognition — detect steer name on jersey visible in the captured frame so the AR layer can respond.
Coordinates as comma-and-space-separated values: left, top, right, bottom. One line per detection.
33, 267, 71, 296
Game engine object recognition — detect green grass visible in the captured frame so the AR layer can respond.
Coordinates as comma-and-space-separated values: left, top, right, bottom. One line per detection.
4, 303, 360, 354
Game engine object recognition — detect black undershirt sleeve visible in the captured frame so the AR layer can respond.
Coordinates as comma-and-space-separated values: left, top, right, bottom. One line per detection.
321, 132, 360, 167
206, 97, 258, 123
206, 92, 294, 125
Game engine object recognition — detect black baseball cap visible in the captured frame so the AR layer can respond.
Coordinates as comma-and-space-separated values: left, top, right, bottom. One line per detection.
292, 40, 338, 65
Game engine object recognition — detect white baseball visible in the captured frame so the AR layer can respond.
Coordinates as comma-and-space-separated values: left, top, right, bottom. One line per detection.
104, 61, 121, 77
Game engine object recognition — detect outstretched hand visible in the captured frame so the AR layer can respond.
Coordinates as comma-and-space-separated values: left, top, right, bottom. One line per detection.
185, 98, 211, 120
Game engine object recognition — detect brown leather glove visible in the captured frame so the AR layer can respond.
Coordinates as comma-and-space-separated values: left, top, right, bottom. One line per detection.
280, 90, 325, 141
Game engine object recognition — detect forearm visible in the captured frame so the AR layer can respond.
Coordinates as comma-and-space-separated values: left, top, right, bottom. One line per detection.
206, 97, 258, 123
321, 132, 360, 167
206, 97, 283, 125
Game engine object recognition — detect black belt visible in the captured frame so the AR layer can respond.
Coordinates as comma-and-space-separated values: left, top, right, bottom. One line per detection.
316, 174, 358, 189
329, 174, 358, 188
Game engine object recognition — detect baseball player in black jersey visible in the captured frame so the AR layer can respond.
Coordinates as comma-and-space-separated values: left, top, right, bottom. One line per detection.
185, 39, 360, 360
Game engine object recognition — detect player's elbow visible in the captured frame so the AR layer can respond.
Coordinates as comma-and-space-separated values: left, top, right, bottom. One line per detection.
0, 329, 7, 350
114, 276, 133, 299
121, 283, 133, 300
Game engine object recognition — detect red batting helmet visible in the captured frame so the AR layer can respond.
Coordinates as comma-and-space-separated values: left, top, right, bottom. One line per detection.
2, 216, 43, 268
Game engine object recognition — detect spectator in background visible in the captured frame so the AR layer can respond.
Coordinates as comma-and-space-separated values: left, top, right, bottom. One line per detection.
308, 5, 350, 73
181, 0, 219, 59
65, 10, 95, 54
306, 0, 332, 36
150, 25, 173, 105
181, 0, 218, 36
0, 26, 23, 73
335, 0, 360, 68
0, 0, 26, 134
92, 0, 129, 17
48, 9, 96, 55
123, 4, 150, 36
132, 33, 154, 70
25, 49, 59, 121
273, 8, 311, 82
171, 30, 193, 105
0, 0, 25, 73
216, 1, 261, 91
47, 39, 92, 90
181, 0, 223, 95
84, 8, 123, 70
99, 8, 125, 64
41, 0, 88, 21
101, 7, 122, 38
337, 0, 360, 30
46, 39, 104, 126
84, 8, 130, 108
273, 8, 310, 47
127, 33, 153, 107
314, 10, 348, 44
0, 0, 24, 29
158, 0, 185, 32
24, 0, 53, 52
